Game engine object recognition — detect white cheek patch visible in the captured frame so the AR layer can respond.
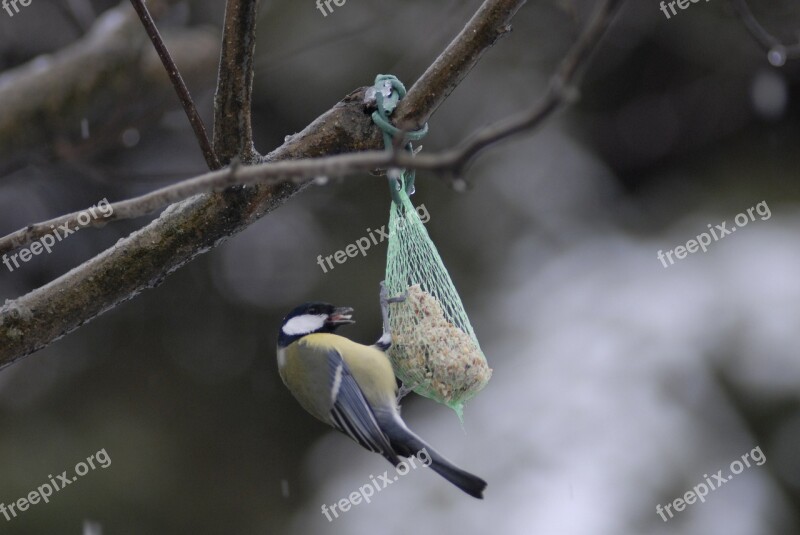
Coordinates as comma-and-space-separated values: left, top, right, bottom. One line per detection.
282, 314, 327, 336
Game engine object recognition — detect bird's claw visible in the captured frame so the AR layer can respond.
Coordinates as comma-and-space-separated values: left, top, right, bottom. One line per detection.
380, 281, 407, 306
379, 281, 407, 342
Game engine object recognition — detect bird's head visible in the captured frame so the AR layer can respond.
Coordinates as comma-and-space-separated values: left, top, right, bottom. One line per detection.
278, 302, 355, 346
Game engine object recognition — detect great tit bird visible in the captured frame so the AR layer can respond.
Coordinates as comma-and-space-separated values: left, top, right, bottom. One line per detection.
276, 286, 487, 499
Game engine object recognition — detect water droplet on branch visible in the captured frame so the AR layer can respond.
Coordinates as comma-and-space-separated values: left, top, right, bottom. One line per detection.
768, 46, 786, 67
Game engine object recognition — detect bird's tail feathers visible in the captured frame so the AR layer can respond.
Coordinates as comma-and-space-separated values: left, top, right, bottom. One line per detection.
425, 449, 487, 499
377, 412, 487, 499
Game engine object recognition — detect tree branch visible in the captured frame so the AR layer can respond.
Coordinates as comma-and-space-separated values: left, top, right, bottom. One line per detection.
395, 0, 526, 131
0, 0, 621, 365
212, 0, 260, 164
0, 0, 623, 257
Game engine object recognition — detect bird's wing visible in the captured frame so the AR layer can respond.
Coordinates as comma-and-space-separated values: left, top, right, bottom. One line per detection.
326, 349, 399, 463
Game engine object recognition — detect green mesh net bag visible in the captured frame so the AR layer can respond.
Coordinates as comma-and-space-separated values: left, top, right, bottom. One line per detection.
383, 178, 492, 419
368, 74, 491, 418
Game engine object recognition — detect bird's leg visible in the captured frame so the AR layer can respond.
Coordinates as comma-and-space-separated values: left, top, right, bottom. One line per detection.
396, 382, 414, 402
380, 281, 406, 335
376, 281, 407, 350
379, 282, 411, 403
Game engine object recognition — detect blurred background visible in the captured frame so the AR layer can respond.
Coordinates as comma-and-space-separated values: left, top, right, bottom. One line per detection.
1, 0, 799, 533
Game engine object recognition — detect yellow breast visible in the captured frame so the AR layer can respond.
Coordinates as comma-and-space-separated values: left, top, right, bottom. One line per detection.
297, 333, 398, 409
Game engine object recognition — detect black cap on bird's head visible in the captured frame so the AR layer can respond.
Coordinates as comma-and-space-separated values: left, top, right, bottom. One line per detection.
278, 302, 355, 346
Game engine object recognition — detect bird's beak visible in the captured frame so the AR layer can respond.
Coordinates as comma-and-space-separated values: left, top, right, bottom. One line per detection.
327, 307, 355, 326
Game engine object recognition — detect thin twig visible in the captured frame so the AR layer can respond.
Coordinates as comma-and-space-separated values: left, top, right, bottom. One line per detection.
0, 151, 387, 256
730, 0, 800, 64
448, 0, 623, 170
129, 0, 221, 170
